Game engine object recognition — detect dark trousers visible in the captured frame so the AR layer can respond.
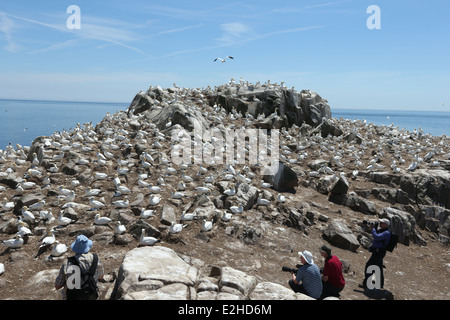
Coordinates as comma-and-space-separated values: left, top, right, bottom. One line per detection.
288, 279, 308, 295
321, 281, 344, 299
364, 247, 386, 289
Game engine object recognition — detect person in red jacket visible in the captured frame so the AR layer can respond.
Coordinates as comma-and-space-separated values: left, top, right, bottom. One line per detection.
319, 244, 345, 299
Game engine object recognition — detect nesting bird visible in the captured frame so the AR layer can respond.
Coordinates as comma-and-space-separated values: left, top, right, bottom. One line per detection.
139, 228, 159, 246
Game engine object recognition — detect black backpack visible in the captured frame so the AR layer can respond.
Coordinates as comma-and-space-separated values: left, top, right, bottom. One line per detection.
385, 233, 398, 252
66, 254, 99, 300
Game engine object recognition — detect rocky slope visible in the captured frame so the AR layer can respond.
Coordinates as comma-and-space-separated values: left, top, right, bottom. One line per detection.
0, 80, 449, 300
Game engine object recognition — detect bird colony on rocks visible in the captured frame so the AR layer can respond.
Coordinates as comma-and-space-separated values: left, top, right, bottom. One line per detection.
1, 79, 450, 300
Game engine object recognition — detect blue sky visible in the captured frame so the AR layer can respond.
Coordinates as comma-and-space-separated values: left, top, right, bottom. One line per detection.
0, 0, 449, 111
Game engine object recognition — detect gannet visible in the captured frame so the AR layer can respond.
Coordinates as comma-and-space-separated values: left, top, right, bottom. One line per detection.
51, 241, 68, 257
21, 206, 35, 222
114, 221, 126, 235
17, 221, 32, 237
28, 168, 43, 178
148, 185, 163, 193
277, 194, 286, 203
180, 211, 195, 221
149, 194, 161, 206
2, 235, 24, 249
39, 230, 56, 248
63, 191, 76, 203
20, 180, 36, 190
201, 219, 213, 232
94, 213, 112, 225
194, 186, 211, 194
89, 197, 105, 209
171, 189, 185, 199
181, 173, 194, 182
177, 181, 186, 191
169, 222, 186, 234
112, 196, 129, 208
140, 209, 155, 219
2, 197, 14, 211
116, 184, 131, 195
221, 211, 233, 222
57, 212, 72, 226
94, 172, 108, 180
214, 56, 234, 63
229, 205, 243, 214
40, 210, 55, 223
223, 185, 236, 196
139, 228, 159, 246
261, 180, 272, 188
257, 195, 271, 206
86, 187, 101, 196
58, 185, 72, 195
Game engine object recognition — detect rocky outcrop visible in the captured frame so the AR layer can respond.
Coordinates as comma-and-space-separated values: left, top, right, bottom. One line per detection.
111, 246, 315, 300
207, 81, 332, 128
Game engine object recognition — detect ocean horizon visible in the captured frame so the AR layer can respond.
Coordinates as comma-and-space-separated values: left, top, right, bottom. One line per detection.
0, 98, 449, 150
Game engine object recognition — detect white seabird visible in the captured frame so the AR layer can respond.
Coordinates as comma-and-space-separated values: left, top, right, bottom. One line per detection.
51, 241, 68, 257
229, 205, 244, 214
39, 230, 56, 248
149, 194, 161, 206
86, 187, 101, 196
180, 211, 195, 221
169, 222, 186, 234
89, 197, 105, 210
140, 208, 155, 219
257, 195, 271, 206
17, 221, 32, 237
2, 235, 24, 249
94, 213, 112, 225
201, 219, 213, 232
21, 206, 35, 222
2, 197, 14, 212
139, 228, 159, 246
214, 56, 234, 63
220, 211, 232, 222
114, 221, 126, 235
57, 211, 73, 227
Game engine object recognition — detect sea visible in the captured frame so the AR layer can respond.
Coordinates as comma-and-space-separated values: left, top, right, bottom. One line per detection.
0, 99, 449, 150
0, 99, 128, 149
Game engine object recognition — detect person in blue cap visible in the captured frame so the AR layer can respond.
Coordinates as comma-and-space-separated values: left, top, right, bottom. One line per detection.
55, 235, 104, 300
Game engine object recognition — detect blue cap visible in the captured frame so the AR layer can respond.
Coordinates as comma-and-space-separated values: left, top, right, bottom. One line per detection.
71, 235, 93, 254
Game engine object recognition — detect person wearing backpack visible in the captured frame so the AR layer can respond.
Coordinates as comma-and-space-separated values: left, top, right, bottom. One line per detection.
361, 218, 391, 290
55, 235, 104, 300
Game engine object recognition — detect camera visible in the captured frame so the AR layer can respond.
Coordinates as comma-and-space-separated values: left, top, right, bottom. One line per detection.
281, 264, 301, 274
362, 220, 378, 228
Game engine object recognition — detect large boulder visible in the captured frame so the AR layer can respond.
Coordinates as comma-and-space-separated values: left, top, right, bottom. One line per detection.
380, 207, 419, 246
249, 282, 314, 300
322, 220, 360, 252
262, 162, 299, 192
111, 246, 198, 300
208, 84, 331, 128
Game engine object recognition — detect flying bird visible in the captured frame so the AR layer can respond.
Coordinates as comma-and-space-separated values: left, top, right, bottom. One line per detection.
214, 56, 234, 63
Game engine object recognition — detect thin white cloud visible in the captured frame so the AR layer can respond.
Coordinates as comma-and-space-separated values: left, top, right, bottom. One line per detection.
0, 12, 19, 52
127, 23, 325, 63
1, 11, 147, 56
216, 22, 253, 45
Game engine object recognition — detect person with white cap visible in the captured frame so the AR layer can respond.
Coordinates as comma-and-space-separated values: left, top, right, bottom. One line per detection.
361, 218, 391, 289
55, 234, 104, 299
288, 250, 322, 299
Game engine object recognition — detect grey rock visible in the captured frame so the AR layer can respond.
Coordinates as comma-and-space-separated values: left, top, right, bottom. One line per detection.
262, 162, 298, 192
323, 219, 360, 252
